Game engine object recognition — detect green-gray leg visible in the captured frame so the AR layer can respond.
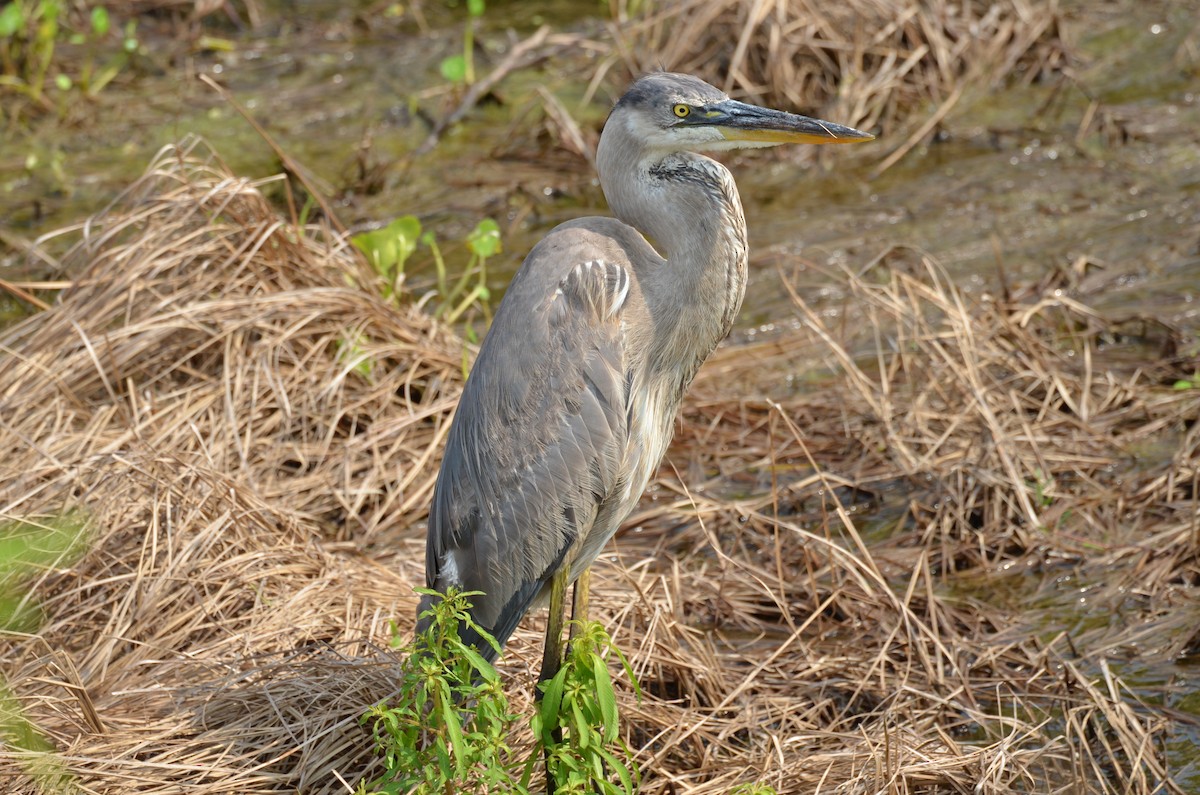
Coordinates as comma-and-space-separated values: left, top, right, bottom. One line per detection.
569, 567, 590, 642
539, 565, 569, 686
538, 566, 594, 793
538, 565, 569, 793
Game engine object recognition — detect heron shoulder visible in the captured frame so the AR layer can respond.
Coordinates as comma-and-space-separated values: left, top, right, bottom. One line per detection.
520, 217, 663, 281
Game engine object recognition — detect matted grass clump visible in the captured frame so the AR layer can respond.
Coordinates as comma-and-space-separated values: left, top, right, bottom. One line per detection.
1, 142, 1195, 793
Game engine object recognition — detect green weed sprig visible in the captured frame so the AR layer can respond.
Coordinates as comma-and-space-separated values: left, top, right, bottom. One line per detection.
360, 588, 522, 794
361, 589, 641, 795
524, 621, 640, 795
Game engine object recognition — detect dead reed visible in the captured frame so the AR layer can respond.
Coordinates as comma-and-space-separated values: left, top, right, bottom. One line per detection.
0, 143, 1194, 793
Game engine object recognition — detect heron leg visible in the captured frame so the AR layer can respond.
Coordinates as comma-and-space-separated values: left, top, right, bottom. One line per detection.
537, 566, 593, 793
537, 565, 569, 792
568, 567, 591, 642
539, 564, 569, 685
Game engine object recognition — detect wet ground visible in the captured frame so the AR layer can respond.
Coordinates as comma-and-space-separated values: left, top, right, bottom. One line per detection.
2, 0, 1199, 786
3, 2, 1198, 331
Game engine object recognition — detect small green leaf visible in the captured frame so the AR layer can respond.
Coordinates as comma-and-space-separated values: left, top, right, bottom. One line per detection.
0, 4, 23, 38
466, 217, 501, 258
90, 6, 110, 35
457, 644, 498, 683
54, 73, 72, 91
571, 699, 589, 749
1173, 379, 1195, 390
439, 54, 467, 83
592, 655, 618, 743
440, 700, 466, 777
539, 667, 568, 735
597, 745, 636, 794
467, 0, 485, 17
352, 215, 420, 280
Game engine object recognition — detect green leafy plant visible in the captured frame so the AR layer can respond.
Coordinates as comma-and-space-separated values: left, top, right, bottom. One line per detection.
0, 513, 89, 631
525, 621, 641, 795
0, 513, 89, 791
0, 1, 139, 111
351, 215, 421, 301
348, 216, 498, 385
360, 588, 525, 794
362, 590, 641, 795
433, 217, 498, 324
439, 0, 484, 85
350, 215, 497, 323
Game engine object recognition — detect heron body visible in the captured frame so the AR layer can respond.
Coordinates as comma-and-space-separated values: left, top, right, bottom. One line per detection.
421, 73, 872, 660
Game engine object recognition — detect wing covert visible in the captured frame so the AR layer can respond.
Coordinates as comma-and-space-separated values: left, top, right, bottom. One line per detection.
422, 247, 635, 657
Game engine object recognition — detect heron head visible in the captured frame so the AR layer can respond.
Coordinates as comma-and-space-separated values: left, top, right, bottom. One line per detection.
609, 72, 874, 154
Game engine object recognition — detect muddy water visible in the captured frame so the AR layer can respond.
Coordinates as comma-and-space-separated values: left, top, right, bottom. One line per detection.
2, 0, 1198, 783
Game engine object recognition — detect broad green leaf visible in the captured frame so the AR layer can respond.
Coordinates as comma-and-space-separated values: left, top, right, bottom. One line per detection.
385, 215, 421, 265
351, 230, 394, 275
597, 745, 636, 794
466, 218, 501, 258
458, 644, 497, 682
592, 655, 618, 743
538, 667, 568, 735
571, 699, 589, 749
434, 737, 452, 779
352, 216, 419, 280
440, 700, 466, 778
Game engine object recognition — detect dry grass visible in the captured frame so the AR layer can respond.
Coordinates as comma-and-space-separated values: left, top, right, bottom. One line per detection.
0, 138, 459, 790
612, 0, 1069, 163
0, 142, 1195, 794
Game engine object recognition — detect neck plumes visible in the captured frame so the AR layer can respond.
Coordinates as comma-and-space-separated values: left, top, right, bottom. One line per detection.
596, 131, 749, 372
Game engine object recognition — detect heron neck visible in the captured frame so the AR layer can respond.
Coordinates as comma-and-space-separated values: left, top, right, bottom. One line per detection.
598, 143, 748, 368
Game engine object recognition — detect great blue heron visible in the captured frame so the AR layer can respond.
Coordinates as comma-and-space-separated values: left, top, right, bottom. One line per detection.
420, 72, 872, 676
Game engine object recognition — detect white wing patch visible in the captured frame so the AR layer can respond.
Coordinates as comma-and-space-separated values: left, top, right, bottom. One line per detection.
554, 259, 631, 322
438, 550, 461, 588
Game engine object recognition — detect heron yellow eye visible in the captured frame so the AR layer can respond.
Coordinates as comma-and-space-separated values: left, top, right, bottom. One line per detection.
672, 104, 691, 118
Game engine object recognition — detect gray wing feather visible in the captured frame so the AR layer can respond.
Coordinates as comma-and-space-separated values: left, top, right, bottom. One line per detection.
423, 233, 633, 656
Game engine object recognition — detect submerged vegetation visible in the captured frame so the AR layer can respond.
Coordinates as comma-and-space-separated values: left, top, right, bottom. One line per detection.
0, 0, 1198, 793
